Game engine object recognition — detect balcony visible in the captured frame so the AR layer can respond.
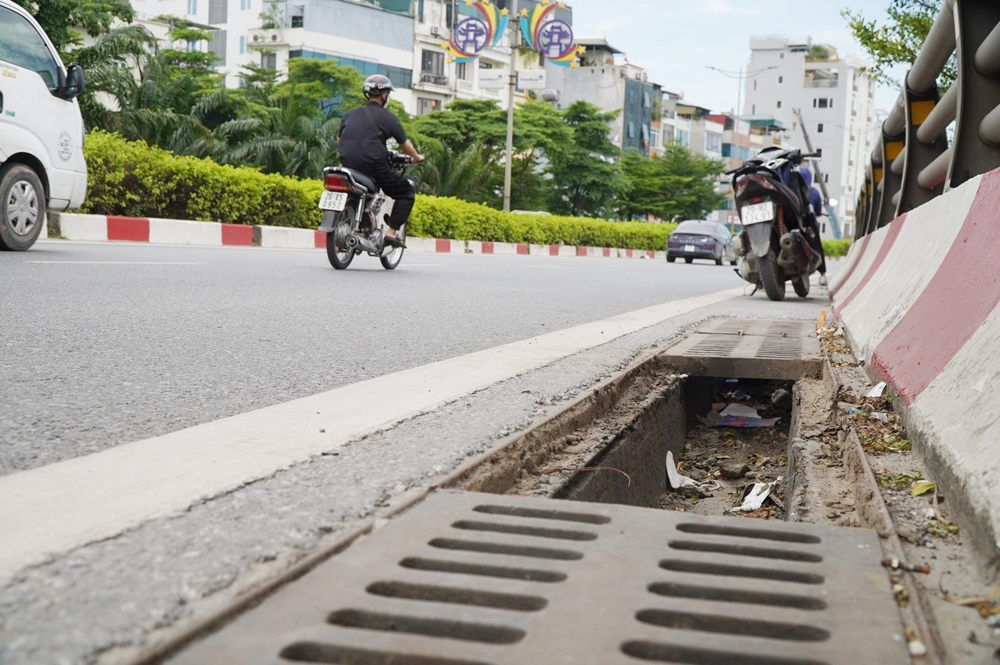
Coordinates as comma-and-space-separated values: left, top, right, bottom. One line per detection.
419, 73, 449, 87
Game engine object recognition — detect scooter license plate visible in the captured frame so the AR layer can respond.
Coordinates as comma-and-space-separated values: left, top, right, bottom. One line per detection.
318, 191, 348, 212
740, 201, 774, 224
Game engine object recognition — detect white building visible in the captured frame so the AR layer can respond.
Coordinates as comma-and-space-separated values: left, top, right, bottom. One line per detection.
127, 0, 535, 117
741, 35, 875, 239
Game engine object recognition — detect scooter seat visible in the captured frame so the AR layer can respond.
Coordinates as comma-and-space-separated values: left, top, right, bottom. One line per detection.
345, 169, 378, 193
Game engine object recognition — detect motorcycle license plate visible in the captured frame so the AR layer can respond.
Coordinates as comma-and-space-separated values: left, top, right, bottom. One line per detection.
740, 201, 774, 224
684, 244, 696, 253
318, 191, 348, 212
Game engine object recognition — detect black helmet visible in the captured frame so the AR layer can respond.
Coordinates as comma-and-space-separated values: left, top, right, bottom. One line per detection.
363, 74, 394, 98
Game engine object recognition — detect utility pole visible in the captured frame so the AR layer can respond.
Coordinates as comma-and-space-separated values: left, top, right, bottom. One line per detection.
793, 107, 842, 239
502, 0, 518, 212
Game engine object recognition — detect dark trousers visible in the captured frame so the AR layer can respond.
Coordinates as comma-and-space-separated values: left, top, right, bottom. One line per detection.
367, 163, 415, 230
804, 214, 828, 274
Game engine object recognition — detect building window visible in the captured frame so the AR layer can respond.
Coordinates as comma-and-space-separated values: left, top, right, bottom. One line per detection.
421, 49, 444, 76
456, 62, 469, 80
706, 133, 722, 153
210, 30, 227, 64
816, 148, 823, 157
753, 80, 757, 91
817, 123, 824, 133
676, 130, 689, 148
780, 52, 785, 59
186, 39, 198, 53
418, 98, 441, 115
778, 76, 783, 84
814, 98, 831, 108
262, 52, 276, 69
240, 0, 250, 9
187, 0, 197, 14
752, 104, 756, 114
239, 36, 245, 54
208, 0, 227, 24
776, 100, 782, 108
650, 128, 660, 149
291, 15, 303, 27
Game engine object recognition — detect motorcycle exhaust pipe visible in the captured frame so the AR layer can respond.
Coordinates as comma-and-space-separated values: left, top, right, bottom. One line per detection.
347, 234, 380, 254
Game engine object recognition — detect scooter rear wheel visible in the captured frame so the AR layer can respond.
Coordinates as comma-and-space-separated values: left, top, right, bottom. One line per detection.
792, 275, 810, 298
758, 253, 786, 301
326, 207, 355, 270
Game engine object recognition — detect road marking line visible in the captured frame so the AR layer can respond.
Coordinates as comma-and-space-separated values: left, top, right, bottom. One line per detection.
0, 287, 743, 581
26, 261, 203, 265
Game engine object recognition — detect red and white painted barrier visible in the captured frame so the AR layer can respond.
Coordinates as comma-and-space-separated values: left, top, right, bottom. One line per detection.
51, 213, 666, 260
831, 169, 1000, 566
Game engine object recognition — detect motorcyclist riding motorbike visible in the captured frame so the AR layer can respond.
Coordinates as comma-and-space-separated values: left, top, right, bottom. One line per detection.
337, 74, 423, 248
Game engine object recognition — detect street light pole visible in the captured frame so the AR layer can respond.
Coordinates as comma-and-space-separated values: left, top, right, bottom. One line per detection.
502, 0, 518, 212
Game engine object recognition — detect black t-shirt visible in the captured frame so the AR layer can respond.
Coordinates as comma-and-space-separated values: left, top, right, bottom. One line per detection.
338, 101, 408, 170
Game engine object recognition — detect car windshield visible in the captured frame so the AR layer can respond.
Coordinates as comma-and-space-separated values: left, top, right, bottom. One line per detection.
674, 222, 716, 235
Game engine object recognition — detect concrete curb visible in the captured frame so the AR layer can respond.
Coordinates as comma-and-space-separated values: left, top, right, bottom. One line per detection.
830, 168, 1000, 573
50, 213, 666, 261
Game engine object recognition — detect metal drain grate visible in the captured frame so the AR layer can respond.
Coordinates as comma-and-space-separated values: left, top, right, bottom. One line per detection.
170, 491, 906, 665
660, 318, 822, 379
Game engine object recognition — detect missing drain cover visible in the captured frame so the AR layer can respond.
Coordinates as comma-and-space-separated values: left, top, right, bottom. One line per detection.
171, 491, 907, 665
661, 319, 822, 379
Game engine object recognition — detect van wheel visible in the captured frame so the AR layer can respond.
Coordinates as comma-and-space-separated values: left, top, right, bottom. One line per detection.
0, 164, 45, 251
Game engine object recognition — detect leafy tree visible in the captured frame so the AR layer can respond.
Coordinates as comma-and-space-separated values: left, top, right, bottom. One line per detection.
547, 102, 629, 218
11, 0, 134, 54
842, 0, 954, 87
619, 146, 725, 222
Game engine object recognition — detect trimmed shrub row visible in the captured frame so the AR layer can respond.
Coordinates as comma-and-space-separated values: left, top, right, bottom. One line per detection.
83, 131, 856, 256
81, 131, 676, 250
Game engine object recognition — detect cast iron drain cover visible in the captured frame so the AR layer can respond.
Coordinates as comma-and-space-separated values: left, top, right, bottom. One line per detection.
660, 318, 822, 379
171, 491, 906, 665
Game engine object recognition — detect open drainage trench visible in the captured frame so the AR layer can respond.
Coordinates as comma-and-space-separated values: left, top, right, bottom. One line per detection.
167, 321, 940, 665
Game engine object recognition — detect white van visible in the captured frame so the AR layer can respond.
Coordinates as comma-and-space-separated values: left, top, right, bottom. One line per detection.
0, 0, 86, 250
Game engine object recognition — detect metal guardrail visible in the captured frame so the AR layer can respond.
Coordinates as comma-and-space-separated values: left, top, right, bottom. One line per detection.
856, 0, 1000, 239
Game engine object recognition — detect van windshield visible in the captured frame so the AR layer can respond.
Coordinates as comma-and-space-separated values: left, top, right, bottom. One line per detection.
0, 6, 60, 91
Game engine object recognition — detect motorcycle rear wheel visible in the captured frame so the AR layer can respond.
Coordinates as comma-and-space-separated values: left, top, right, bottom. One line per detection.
327, 207, 355, 270
380, 222, 407, 270
758, 253, 786, 301
792, 275, 810, 298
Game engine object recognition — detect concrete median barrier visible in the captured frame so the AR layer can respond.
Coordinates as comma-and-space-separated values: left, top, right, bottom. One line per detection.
831, 169, 1000, 573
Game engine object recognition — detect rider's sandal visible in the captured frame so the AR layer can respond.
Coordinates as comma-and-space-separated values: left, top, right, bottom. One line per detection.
384, 236, 407, 249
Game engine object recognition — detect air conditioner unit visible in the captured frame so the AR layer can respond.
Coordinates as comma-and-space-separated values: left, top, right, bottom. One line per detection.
431, 26, 443, 37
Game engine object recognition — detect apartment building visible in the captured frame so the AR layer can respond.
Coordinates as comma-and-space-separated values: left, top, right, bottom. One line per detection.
741, 35, 875, 239
544, 39, 662, 156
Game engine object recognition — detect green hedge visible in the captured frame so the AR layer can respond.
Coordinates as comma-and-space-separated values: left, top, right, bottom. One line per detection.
822, 238, 852, 258
81, 131, 675, 249
83, 130, 324, 228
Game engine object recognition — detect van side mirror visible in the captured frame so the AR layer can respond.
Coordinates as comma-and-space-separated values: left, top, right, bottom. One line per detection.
59, 64, 85, 100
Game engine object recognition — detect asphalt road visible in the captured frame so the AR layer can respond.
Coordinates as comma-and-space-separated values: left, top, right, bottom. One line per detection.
2, 239, 746, 476
0, 239, 832, 665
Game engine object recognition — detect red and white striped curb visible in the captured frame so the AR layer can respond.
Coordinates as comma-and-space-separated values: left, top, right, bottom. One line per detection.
51, 213, 665, 260
830, 167, 1000, 563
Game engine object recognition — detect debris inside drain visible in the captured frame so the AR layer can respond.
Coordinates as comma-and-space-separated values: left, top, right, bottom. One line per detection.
659, 377, 793, 520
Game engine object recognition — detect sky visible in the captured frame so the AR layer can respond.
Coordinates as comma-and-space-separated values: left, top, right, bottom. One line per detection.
561, 0, 908, 117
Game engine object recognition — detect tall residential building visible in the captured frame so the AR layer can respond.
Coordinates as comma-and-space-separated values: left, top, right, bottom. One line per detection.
741, 35, 875, 239
544, 39, 662, 156
127, 0, 567, 116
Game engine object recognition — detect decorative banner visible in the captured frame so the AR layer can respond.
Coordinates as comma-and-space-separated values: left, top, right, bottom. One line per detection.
519, 0, 584, 67
444, 0, 509, 63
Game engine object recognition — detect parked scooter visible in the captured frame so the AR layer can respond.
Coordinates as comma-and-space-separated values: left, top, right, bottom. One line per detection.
318, 151, 416, 270
728, 147, 825, 301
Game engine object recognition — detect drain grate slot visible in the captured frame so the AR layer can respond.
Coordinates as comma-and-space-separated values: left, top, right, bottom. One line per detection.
472, 504, 611, 525
620, 641, 829, 665
327, 609, 525, 644
366, 581, 548, 612
171, 491, 906, 664
667, 540, 823, 563
675, 523, 821, 544
428, 538, 584, 560
398, 557, 567, 583
451, 520, 598, 541
660, 559, 825, 585
280, 642, 495, 665
647, 582, 827, 610
635, 608, 831, 642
